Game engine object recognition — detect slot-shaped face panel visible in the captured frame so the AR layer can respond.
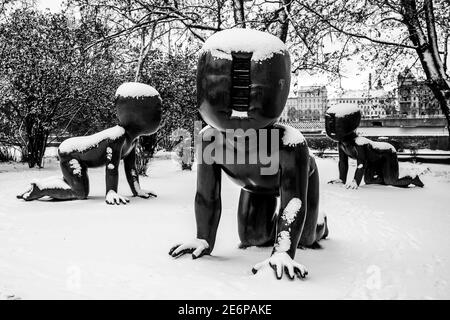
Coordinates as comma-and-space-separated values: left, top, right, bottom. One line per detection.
197, 49, 291, 132
231, 52, 252, 112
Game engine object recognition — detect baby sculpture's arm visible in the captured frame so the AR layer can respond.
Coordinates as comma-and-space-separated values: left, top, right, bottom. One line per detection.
328, 143, 348, 185
124, 146, 157, 198
105, 139, 129, 205
344, 145, 367, 189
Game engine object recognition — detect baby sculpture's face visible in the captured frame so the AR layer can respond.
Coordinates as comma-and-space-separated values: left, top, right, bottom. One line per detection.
115, 83, 162, 137
197, 29, 291, 132
116, 96, 162, 136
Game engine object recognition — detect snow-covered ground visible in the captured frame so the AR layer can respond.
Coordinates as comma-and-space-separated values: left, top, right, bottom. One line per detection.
0, 156, 450, 300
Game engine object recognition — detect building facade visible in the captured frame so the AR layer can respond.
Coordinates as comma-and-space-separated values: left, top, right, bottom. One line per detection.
397, 68, 441, 117
331, 89, 397, 119
280, 86, 328, 121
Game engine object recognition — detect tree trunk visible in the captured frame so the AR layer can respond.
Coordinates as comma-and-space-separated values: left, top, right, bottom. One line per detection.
427, 81, 450, 144
135, 134, 157, 176
135, 24, 156, 82
276, 0, 291, 43
401, 0, 450, 147
232, 0, 246, 27
133, 23, 158, 174
25, 119, 48, 168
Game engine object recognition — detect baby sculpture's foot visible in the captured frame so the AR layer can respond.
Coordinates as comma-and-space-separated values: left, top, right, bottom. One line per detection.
17, 183, 42, 201
412, 176, 424, 188
299, 241, 322, 250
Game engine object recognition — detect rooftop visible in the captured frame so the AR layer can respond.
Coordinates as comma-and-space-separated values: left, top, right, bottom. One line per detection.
336, 89, 391, 99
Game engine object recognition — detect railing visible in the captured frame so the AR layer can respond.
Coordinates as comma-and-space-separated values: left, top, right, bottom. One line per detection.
314, 150, 450, 163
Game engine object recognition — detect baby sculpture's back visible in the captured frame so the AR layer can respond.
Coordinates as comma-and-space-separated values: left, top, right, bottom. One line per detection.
58, 126, 126, 167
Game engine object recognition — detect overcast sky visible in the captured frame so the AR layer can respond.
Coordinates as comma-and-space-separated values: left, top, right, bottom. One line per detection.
38, 0, 62, 12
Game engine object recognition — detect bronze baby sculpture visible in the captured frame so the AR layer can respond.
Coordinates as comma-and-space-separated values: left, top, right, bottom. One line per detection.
325, 104, 424, 189
169, 29, 328, 280
17, 82, 162, 204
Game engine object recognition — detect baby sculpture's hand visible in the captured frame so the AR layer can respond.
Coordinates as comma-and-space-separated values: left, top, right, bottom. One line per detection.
105, 190, 130, 205
345, 180, 359, 189
134, 189, 157, 199
169, 239, 210, 259
252, 252, 308, 280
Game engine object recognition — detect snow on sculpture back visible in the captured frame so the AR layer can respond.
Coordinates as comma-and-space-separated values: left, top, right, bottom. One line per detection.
59, 126, 125, 154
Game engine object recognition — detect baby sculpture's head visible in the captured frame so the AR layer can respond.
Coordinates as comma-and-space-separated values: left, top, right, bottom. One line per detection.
115, 82, 162, 137
325, 104, 361, 141
197, 28, 291, 132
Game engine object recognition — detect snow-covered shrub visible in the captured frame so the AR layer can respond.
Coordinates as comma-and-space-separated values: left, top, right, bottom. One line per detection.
139, 50, 198, 152
0, 145, 23, 162
0, 9, 125, 168
176, 145, 194, 171
307, 136, 337, 157
171, 131, 194, 171
135, 134, 158, 176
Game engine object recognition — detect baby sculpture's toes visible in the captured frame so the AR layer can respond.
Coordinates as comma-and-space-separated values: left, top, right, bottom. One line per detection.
17, 183, 41, 201
105, 190, 130, 205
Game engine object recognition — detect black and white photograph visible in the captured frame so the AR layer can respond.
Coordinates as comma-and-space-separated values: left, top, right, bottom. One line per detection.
0, 0, 449, 303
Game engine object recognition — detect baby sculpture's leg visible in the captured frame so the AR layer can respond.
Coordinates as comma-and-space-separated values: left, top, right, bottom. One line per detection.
237, 189, 277, 248
299, 156, 327, 248
381, 152, 423, 188
364, 161, 384, 185
59, 158, 89, 199
17, 157, 89, 201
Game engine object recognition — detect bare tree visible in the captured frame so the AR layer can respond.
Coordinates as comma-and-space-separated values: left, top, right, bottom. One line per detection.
401, 0, 449, 134
275, 0, 291, 42
134, 24, 156, 82
282, 0, 450, 139
35, 0, 450, 141
232, 0, 246, 27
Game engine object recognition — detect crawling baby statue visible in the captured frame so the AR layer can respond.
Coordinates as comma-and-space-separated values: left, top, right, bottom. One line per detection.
17, 82, 162, 205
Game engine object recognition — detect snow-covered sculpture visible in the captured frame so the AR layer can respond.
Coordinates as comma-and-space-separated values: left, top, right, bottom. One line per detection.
17, 82, 162, 204
325, 105, 424, 189
169, 28, 328, 280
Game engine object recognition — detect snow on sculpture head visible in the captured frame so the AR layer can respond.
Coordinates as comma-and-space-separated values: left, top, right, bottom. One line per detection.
197, 28, 291, 131
201, 28, 288, 62
325, 104, 361, 141
115, 82, 162, 136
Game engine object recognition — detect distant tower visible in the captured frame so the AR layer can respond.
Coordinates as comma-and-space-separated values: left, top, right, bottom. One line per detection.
397, 67, 415, 86
368, 73, 372, 90
397, 68, 416, 116
375, 79, 383, 90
